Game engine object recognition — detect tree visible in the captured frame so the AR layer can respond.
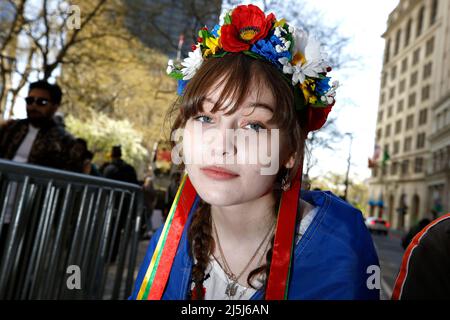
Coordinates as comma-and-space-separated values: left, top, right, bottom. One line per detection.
0, 0, 109, 117
65, 112, 149, 174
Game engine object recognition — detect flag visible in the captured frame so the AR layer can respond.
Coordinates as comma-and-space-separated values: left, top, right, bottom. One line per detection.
381, 149, 390, 167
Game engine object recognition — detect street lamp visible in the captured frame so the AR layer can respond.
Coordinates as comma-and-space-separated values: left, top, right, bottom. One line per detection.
343, 132, 354, 202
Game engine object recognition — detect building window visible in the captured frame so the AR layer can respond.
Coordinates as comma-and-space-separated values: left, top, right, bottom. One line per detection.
404, 136, 412, 152
391, 161, 398, 175
389, 86, 395, 99
377, 128, 382, 140
406, 114, 414, 130
408, 92, 416, 107
394, 141, 400, 154
401, 57, 408, 73
380, 92, 386, 104
430, 0, 438, 26
378, 110, 384, 123
421, 85, 430, 101
391, 66, 397, 80
414, 157, 424, 173
397, 99, 404, 113
385, 124, 391, 137
385, 38, 391, 63
417, 6, 425, 37
416, 132, 426, 149
401, 159, 409, 175
419, 109, 428, 125
410, 71, 418, 87
388, 105, 393, 117
423, 62, 432, 79
405, 18, 412, 47
381, 72, 387, 88
395, 119, 402, 134
395, 29, 402, 55
413, 48, 421, 64
426, 37, 435, 56
399, 79, 406, 94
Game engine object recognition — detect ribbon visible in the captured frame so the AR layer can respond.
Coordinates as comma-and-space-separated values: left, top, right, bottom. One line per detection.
265, 166, 302, 299
137, 167, 302, 300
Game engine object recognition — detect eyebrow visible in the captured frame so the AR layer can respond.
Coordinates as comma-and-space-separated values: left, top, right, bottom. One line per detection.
203, 98, 274, 114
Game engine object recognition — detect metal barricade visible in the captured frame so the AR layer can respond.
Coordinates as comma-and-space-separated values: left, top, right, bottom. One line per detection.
0, 159, 145, 300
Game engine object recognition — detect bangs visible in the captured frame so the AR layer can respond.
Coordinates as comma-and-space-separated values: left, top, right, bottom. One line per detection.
179, 54, 297, 130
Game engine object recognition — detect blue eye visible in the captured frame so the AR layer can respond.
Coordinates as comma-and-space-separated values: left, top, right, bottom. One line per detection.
193, 114, 213, 123
244, 122, 266, 132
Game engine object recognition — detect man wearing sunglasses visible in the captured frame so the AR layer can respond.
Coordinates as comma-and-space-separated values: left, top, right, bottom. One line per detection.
0, 80, 78, 170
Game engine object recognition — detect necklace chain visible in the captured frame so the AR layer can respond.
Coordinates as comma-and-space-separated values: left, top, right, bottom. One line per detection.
211, 216, 275, 298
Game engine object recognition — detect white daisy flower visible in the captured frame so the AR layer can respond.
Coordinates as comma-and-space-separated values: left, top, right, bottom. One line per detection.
278, 29, 330, 85
181, 47, 203, 80
166, 59, 175, 75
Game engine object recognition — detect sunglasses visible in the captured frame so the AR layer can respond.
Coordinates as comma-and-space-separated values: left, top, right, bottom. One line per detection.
25, 97, 50, 106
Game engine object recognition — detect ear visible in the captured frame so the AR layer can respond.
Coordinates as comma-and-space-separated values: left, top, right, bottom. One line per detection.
284, 152, 296, 169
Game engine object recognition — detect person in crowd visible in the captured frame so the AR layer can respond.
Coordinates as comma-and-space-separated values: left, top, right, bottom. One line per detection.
83, 150, 101, 176
131, 5, 378, 300
392, 213, 450, 299
0, 80, 79, 171
102, 145, 138, 184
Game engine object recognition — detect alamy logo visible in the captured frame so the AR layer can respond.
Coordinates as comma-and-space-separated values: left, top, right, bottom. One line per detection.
66, 5, 81, 30
66, 265, 81, 290
366, 265, 381, 290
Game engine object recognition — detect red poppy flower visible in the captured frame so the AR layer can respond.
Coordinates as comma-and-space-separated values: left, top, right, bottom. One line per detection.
220, 4, 275, 52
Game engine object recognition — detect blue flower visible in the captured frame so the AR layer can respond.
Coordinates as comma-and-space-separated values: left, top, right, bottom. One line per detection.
250, 34, 291, 69
315, 77, 331, 96
177, 79, 188, 96
211, 24, 221, 37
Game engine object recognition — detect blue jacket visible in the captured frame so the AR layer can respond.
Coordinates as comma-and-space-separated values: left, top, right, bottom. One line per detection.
130, 191, 380, 300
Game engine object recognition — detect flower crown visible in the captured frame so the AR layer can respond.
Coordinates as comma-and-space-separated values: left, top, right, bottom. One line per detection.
167, 4, 339, 132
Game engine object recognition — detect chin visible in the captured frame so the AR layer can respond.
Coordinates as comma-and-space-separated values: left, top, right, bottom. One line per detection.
195, 187, 241, 207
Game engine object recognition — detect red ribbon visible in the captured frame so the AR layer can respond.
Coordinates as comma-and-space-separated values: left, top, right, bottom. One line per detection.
265, 166, 302, 299
147, 176, 197, 299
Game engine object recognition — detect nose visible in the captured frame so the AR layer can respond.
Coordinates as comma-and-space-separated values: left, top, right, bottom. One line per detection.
207, 124, 237, 159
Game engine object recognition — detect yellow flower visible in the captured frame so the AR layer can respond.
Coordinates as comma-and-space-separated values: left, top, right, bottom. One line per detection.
301, 80, 318, 104
204, 36, 221, 57
274, 18, 286, 28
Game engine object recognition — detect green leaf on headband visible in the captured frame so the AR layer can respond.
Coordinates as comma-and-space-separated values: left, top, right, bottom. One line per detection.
211, 51, 228, 58
169, 71, 184, 80
242, 50, 264, 60
224, 12, 232, 24
294, 86, 306, 112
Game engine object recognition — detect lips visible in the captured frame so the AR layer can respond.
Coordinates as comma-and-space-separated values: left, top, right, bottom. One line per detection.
200, 166, 240, 180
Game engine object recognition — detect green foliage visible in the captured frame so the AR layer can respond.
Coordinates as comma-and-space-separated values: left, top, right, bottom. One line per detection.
65, 113, 149, 172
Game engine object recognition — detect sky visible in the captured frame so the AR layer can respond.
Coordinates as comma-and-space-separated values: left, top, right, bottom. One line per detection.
10, 0, 400, 183
298, 0, 400, 182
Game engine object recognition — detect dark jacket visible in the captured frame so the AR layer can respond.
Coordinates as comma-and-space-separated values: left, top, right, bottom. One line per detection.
392, 213, 450, 300
0, 118, 77, 171
103, 159, 138, 184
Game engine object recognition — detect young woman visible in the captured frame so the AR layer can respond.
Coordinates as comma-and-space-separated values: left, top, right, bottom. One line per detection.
130, 4, 379, 300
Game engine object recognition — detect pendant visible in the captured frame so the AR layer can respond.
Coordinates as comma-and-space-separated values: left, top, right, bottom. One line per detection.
225, 281, 238, 297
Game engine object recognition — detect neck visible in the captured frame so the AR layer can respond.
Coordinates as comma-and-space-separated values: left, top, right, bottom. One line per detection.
210, 191, 277, 243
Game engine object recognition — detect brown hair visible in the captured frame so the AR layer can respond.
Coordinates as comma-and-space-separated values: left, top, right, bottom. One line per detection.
165, 53, 307, 299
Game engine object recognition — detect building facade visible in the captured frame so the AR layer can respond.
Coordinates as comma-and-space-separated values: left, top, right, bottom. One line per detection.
369, 0, 450, 230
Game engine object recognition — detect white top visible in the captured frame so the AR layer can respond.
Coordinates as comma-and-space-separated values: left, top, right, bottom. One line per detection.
191, 205, 319, 300
12, 125, 40, 163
